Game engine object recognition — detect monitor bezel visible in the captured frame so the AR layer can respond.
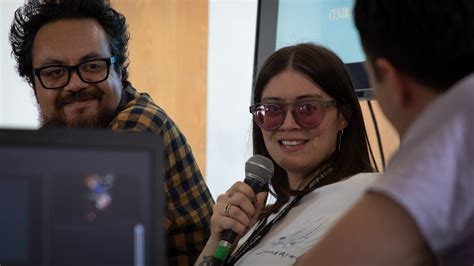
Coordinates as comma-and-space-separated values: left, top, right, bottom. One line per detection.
0, 128, 165, 266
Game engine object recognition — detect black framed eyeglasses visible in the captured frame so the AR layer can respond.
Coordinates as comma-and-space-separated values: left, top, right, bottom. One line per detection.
33, 57, 116, 90
249, 99, 337, 131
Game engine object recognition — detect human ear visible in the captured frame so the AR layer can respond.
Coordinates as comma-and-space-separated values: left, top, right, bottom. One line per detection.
374, 58, 412, 108
337, 113, 348, 131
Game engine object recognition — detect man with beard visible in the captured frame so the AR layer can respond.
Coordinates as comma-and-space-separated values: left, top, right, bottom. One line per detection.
9, 0, 214, 264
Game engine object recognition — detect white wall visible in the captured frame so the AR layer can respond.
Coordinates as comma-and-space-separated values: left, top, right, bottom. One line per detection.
0, 0, 39, 129
206, 0, 257, 198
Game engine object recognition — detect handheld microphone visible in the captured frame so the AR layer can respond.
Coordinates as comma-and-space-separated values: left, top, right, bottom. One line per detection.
213, 155, 274, 264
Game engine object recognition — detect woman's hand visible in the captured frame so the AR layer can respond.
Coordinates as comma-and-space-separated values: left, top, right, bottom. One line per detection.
210, 181, 268, 241
195, 181, 268, 265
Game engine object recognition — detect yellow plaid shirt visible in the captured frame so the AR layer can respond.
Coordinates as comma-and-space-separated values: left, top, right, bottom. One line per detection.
109, 84, 214, 265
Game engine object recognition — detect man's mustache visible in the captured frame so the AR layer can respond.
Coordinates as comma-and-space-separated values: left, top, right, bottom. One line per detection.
56, 90, 103, 108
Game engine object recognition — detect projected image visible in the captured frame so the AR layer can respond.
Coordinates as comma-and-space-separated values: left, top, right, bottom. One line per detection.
256, 0, 371, 96
276, 0, 364, 64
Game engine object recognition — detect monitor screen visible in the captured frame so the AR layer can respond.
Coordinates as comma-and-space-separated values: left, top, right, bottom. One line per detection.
255, 0, 372, 99
0, 129, 165, 266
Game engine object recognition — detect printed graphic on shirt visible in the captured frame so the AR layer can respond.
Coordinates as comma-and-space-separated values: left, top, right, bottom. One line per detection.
251, 217, 331, 261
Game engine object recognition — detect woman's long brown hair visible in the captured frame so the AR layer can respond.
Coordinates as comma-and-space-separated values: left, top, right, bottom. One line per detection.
251, 43, 375, 218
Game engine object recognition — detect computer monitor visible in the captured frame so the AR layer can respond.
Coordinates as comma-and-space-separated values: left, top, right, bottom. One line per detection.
255, 0, 373, 99
0, 128, 165, 266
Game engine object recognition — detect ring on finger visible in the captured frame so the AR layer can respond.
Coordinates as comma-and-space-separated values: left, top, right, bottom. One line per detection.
224, 203, 232, 216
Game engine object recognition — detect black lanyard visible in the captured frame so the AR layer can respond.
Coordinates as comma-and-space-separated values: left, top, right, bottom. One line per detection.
226, 167, 333, 265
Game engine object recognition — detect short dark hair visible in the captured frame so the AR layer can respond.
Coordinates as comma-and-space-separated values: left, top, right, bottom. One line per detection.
354, 0, 474, 92
252, 43, 374, 216
9, 0, 130, 88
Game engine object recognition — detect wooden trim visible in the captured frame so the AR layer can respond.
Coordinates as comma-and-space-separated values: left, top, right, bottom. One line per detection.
112, 0, 209, 175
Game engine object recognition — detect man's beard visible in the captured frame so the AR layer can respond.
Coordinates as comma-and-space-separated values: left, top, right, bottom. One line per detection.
40, 89, 118, 129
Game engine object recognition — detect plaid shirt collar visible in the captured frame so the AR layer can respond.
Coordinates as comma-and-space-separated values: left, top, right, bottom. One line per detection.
117, 82, 152, 111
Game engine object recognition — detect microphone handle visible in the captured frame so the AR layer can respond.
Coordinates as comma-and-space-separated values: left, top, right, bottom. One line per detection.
214, 177, 267, 265
212, 240, 232, 265
220, 228, 238, 244
221, 177, 265, 243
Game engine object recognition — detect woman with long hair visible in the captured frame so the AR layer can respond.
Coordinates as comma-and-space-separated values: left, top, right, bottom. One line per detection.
196, 43, 377, 265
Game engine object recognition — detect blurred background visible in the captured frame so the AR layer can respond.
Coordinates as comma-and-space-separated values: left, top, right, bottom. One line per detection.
0, 0, 398, 198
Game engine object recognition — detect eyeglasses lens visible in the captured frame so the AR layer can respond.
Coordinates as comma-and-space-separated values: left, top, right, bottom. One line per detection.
254, 102, 324, 131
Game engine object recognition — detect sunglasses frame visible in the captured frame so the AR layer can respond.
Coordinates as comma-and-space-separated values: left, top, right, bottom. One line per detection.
249, 99, 337, 131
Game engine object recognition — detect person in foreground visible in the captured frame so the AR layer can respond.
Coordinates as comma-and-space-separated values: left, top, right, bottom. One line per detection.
195, 43, 377, 265
296, 1, 474, 265
9, 0, 214, 264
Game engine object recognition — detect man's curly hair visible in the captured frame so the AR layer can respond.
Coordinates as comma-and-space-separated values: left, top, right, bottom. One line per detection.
10, 0, 130, 88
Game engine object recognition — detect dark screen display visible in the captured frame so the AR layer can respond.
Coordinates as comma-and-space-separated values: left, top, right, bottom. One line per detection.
0, 146, 156, 266
0, 179, 29, 262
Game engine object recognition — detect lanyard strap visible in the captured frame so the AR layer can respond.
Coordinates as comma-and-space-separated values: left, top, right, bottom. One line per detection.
226, 167, 333, 265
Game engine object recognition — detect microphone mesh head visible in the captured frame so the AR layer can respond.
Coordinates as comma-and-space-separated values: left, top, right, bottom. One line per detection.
245, 155, 274, 184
